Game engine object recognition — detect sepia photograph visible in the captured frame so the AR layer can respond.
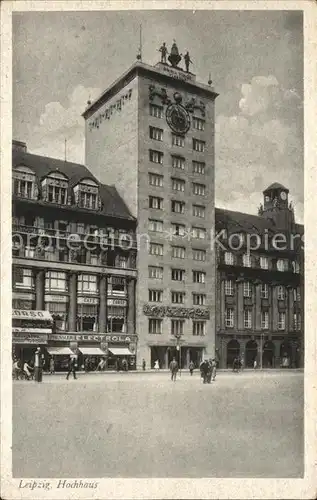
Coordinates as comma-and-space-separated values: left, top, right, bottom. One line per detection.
1, 2, 316, 499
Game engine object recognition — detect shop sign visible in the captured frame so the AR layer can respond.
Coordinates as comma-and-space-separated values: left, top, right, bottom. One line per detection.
107, 299, 127, 306
158, 64, 195, 82
78, 297, 99, 305
44, 295, 68, 303
49, 333, 136, 343
12, 309, 53, 321
12, 292, 35, 300
13, 328, 51, 334
13, 333, 48, 344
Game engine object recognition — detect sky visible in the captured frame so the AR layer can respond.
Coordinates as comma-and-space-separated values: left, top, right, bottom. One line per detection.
13, 9, 303, 222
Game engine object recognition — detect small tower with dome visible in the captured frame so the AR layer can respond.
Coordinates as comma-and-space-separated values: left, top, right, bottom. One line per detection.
261, 182, 295, 229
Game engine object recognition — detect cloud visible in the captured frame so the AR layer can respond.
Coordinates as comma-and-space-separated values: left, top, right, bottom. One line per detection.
30, 85, 101, 163
239, 75, 279, 116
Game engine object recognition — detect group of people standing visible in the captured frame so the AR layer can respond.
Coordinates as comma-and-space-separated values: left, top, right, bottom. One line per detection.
199, 358, 217, 384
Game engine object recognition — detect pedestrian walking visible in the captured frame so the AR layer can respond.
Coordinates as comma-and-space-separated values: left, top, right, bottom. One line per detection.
154, 359, 160, 371
253, 359, 257, 370
23, 360, 33, 380
49, 357, 55, 375
189, 360, 195, 376
200, 359, 208, 383
66, 356, 77, 380
12, 358, 21, 380
142, 359, 146, 371
169, 357, 178, 382
122, 358, 128, 372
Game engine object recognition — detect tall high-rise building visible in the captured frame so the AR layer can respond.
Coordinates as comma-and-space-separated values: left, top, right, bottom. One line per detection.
83, 50, 218, 368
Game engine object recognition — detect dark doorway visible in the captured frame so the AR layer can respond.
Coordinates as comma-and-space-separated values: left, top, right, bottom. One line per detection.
280, 340, 291, 368
227, 339, 240, 368
245, 340, 258, 367
262, 340, 275, 368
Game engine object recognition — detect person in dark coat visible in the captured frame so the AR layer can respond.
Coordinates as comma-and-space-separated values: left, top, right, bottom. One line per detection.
169, 357, 178, 382
66, 356, 77, 380
189, 360, 195, 376
200, 359, 209, 384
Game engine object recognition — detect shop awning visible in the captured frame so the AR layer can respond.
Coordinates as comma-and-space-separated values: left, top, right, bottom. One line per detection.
78, 347, 105, 356
12, 309, 53, 322
108, 347, 133, 356
46, 347, 74, 356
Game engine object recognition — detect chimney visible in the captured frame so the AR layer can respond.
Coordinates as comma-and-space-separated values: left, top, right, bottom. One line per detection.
12, 140, 27, 153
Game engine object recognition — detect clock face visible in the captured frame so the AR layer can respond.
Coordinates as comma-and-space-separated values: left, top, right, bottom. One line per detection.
265, 196, 270, 202
166, 104, 190, 134
280, 191, 287, 200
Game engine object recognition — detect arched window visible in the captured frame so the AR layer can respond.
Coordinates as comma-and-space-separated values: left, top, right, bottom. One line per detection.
13, 166, 37, 199
73, 178, 101, 210
42, 171, 69, 204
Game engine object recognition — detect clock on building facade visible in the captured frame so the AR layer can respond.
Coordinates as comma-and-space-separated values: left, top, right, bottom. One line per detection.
166, 103, 191, 134
280, 191, 287, 200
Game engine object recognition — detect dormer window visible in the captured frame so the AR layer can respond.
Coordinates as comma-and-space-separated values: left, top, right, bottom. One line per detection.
42, 171, 68, 205
13, 166, 37, 200
73, 178, 101, 211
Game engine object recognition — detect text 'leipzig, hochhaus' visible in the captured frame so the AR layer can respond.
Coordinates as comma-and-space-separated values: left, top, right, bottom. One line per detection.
12, 44, 304, 371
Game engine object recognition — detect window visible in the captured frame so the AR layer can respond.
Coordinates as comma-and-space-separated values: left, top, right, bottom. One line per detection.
171, 319, 184, 336
193, 271, 206, 283
171, 200, 185, 214
193, 117, 205, 131
149, 126, 163, 141
171, 291, 185, 304
149, 243, 163, 256
47, 180, 68, 204
24, 246, 35, 258
149, 103, 163, 118
172, 246, 185, 259
293, 287, 301, 302
260, 256, 268, 269
193, 138, 205, 152
108, 276, 126, 295
171, 223, 186, 236
193, 249, 206, 261
260, 284, 269, 299
293, 313, 301, 330
242, 253, 252, 267
149, 219, 163, 232
261, 311, 269, 329
193, 293, 206, 306
292, 261, 300, 274
192, 161, 206, 175
149, 318, 162, 334
80, 191, 98, 210
45, 271, 67, 292
193, 321, 206, 336
172, 178, 185, 192
225, 308, 234, 328
171, 269, 185, 281
73, 178, 100, 210
192, 205, 205, 218
149, 150, 163, 164
90, 253, 99, 266
277, 259, 288, 272
243, 282, 252, 298
224, 252, 234, 265
192, 227, 206, 239
225, 280, 234, 296
172, 156, 185, 170
149, 173, 163, 187
13, 166, 36, 200
278, 312, 286, 330
172, 134, 185, 147
77, 274, 97, 294
149, 266, 163, 279
117, 254, 128, 269
277, 286, 285, 300
149, 289, 163, 302
149, 196, 163, 209
244, 309, 252, 329
193, 183, 206, 196
13, 268, 34, 289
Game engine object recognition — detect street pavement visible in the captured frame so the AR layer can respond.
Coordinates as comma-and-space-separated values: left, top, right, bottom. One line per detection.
13, 371, 303, 478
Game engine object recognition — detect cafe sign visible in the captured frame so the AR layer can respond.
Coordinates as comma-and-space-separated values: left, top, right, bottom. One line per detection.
78, 297, 99, 305
107, 299, 127, 306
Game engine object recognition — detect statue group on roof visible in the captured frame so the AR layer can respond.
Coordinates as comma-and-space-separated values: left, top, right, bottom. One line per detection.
158, 40, 193, 72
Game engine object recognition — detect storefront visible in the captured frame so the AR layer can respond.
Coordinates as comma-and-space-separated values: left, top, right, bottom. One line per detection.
12, 309, 53, 365
149, 344, 205, 369
47, 332, 137, 370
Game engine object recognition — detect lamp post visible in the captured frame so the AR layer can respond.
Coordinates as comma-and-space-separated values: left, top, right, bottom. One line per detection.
175, 333, 182, 376
260, 333, 264, 370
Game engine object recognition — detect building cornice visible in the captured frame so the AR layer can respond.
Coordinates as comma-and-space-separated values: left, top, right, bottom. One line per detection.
82, 61, 219, 120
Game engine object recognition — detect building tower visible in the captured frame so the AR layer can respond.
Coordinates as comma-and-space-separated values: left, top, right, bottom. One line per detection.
261, 182, 295, 230
83, 43, 218, 368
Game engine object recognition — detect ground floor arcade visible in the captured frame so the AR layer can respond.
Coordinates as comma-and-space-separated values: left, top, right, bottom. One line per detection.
216, 334, 303, 369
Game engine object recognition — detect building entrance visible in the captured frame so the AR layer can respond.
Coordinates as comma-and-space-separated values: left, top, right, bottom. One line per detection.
245, 340, 258, 367
262, 340, 275, 368
226, 339, 240, 368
